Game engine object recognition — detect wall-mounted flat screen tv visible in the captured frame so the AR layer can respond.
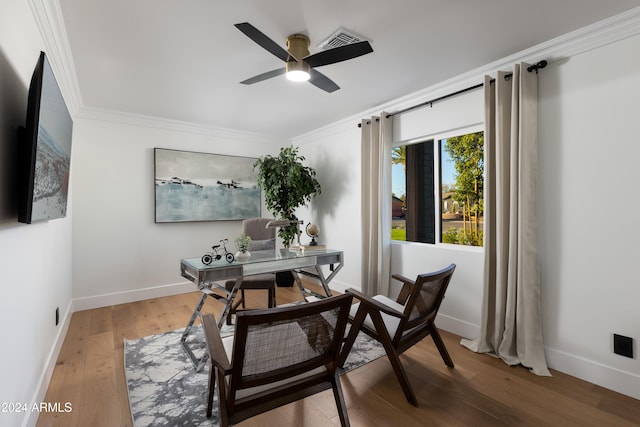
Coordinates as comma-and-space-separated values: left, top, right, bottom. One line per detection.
18, 51, 73, 224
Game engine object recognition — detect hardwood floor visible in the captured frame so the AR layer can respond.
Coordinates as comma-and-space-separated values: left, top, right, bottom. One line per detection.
37, 279, 640, 426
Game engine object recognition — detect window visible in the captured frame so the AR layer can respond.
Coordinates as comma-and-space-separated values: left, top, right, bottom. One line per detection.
392, 130, 484, 246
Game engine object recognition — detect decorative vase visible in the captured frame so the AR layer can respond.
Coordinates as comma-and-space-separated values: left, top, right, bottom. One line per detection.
235, 251, 251, 261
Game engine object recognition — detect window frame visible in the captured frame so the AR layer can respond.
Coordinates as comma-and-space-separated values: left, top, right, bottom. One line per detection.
392, 123, 484, 251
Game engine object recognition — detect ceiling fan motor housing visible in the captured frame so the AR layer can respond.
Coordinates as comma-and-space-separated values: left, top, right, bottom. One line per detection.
286, 34, 310, 60
285, 34, 311, 79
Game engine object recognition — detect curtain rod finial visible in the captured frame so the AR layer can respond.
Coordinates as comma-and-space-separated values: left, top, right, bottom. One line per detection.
527, 60, 548, 73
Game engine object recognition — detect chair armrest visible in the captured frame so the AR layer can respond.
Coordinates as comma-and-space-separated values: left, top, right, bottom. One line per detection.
345, 288, 404, 319
392, 274, 415, 305
391, 273, 414, 284
201, 313, 232, 372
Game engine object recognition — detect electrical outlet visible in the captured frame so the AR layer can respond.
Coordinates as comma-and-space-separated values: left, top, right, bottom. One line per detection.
613, 334, 633, 358
55, 307, 59, 326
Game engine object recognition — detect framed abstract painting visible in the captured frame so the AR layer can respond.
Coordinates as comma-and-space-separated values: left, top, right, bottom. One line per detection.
154, 148, 261, 222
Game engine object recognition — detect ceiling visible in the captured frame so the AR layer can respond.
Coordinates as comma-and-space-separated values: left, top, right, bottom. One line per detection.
58, 0, 640, 139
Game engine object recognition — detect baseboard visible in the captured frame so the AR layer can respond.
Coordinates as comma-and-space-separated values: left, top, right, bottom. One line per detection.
434, 313, 640, 400
72, 282, 195, 312
437, 312, 480, 340
545, 346, 640, 400
23, 300, 73, 427
72, 275, 351, 313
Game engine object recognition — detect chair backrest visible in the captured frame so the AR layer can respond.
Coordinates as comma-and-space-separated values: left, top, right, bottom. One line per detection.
230, 293, 353, 393
242, 218, 275, 250
402, 263, 456, 332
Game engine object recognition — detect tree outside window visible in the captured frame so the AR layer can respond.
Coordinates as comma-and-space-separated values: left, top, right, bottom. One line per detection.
391, 130, 484, 247
441, 131, 484, 246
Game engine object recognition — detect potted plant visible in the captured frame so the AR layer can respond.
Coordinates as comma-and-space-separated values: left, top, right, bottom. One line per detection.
254, 146, 321, 286
234, 233, 252, 261
253, 146, 321, 248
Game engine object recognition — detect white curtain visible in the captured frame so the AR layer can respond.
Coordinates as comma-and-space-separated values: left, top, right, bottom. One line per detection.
462, 64, 551, 376
361, 113, 393, 296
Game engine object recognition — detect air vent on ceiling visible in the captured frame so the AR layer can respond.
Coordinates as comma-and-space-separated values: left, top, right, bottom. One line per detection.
317, 27, 368, 49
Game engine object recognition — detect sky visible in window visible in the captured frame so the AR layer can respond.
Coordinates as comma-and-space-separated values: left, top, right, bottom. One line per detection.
391, 145, 456, 197
441, 144, 456, 187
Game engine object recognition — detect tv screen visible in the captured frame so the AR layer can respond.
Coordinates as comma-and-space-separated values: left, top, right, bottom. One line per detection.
18, 51, 73, 224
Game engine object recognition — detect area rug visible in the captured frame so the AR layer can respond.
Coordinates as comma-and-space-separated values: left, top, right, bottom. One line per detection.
124, 324, 385, 426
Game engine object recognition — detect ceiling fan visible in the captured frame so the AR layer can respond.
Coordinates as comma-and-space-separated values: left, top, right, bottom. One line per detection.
235, 22, 373, 93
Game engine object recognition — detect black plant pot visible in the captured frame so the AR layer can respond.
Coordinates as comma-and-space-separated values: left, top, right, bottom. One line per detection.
276, 271, 295, 287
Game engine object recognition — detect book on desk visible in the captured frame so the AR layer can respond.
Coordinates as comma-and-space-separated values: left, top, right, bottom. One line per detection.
291, 244, 326, 251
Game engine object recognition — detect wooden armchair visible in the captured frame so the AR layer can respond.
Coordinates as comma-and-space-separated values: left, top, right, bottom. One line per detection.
339, 263, 456, 406
202, 293, 354, 426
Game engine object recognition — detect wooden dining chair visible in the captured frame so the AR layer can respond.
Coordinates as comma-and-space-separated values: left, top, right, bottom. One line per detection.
202, 293, 354, 427
339, 263, 456, 406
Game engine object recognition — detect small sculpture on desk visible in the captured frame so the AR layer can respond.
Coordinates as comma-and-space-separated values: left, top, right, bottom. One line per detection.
201, 238, 235, 265
306, 223, 320, 246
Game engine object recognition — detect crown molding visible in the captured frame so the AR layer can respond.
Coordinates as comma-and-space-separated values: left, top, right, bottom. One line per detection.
541, 5, 640, 59
76, 106, 278, 144
296, 6, 640, 144
28, 0, 83, 115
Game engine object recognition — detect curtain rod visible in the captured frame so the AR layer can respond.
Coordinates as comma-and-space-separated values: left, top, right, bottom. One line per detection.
357, 60, 547, 127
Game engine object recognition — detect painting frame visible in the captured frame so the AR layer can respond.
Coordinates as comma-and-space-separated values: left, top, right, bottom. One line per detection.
154, 148, 261, 223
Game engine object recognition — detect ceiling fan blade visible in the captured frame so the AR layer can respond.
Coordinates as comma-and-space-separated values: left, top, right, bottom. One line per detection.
240, 68, 286, 85
235, 22, 292, 63
304, 41, 373, 68
309, 69, 340, 93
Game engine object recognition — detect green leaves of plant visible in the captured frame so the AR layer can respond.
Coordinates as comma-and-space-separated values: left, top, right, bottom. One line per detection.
254, 146, 321, 246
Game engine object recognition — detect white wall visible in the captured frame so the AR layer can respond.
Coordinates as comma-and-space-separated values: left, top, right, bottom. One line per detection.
295, 125, 364, 292
296, 32, 640, 399
0, 2, 74, 427
538, 33, 640, 398
71, 113, 282, 309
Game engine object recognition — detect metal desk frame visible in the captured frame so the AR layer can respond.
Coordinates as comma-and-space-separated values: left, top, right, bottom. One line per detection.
179, 249, 343, 371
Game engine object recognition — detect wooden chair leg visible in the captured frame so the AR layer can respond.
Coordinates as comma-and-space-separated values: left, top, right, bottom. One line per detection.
430, 325, 454, 368
338, 305, 367, 367
268, 287, 275, 308
331, 374, 350, 427
368, 310, 418, 406
206, 367, 216, 417
387, 347, 417, 406
216, 368, 229, 427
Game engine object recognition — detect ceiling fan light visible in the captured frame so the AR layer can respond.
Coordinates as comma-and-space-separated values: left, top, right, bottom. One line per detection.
286, 69, 310, 82
285, 60, 310, 82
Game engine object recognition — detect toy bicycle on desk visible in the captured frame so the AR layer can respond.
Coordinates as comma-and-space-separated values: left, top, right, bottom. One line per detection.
201, 238, 235, 265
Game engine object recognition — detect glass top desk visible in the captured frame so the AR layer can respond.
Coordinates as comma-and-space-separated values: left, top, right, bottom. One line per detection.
180, 248, 343, 370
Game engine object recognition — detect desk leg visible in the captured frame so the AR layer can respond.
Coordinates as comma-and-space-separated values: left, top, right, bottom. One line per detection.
181, 291, 209, 372
293, 271, 309, 301
314, 265, 334, 297
181, 283, 239, 372
296, 255, 343, 300
293, 268, 333, 301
